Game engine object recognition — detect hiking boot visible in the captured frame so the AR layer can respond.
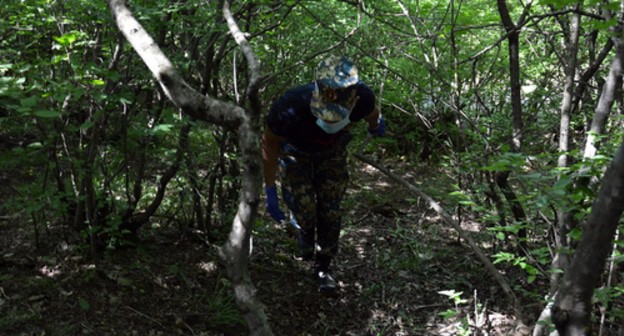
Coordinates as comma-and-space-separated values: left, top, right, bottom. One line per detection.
317, 271, 337, 293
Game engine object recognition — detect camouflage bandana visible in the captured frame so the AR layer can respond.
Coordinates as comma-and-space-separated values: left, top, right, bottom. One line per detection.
310, 56, 360, 122
315, 55, 359, 89
310, 81, 358, 122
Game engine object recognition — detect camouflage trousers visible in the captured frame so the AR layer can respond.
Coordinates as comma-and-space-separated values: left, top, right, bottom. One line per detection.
279, 145, 349, 268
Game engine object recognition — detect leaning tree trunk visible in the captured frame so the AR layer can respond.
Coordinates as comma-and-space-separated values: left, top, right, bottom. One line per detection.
106, 0, 273, 334
552, 133, 624, 335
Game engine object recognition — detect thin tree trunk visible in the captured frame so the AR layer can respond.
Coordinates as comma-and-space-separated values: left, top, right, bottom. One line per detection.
107, 0, 271, 334
120, 123, 191, 233
534, 10, 583, 336
553, 5, 581, 294
497, 0, 530, 249
497, 0, 525, 152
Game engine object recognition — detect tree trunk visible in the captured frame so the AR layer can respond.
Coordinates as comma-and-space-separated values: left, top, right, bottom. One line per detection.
497, 0, 530, 249
553, 6, 581, 294
497, 0, 525, 152
552, 136, 624, 335
552, 34, 624, 336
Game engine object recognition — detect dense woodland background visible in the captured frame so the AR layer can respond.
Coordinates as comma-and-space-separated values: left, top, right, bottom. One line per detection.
2, 0, 624, 335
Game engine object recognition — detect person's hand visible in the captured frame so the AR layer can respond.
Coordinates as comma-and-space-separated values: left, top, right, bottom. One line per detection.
265, 185, 286, 223
368, 117, 385, 137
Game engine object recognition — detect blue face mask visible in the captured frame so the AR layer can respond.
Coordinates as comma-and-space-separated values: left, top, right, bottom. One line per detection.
316, 114, 351, 134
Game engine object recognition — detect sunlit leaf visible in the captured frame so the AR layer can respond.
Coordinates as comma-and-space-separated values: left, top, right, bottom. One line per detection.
53, 32, 78, 46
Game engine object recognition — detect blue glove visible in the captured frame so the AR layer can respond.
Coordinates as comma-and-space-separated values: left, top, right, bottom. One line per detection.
265, 185, 286, 223
368, 117, 385, 136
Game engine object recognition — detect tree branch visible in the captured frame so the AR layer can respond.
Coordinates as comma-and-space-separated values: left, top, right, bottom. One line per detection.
106, 0, 243, 129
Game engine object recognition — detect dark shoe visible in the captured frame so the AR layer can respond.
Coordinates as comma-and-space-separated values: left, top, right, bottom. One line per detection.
317, 271, 337, 293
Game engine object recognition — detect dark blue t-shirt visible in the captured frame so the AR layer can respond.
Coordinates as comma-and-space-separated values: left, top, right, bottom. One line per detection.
266, 82, 375, 152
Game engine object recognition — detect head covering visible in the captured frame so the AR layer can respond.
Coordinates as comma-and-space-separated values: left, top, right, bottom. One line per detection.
316, 55, 359, 89
311, 56, 359, 122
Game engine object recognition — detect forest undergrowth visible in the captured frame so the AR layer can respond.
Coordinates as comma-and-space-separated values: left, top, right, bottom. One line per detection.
1, 158, 536, 336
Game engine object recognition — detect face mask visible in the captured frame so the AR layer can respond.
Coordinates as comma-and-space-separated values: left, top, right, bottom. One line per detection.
316, 114, 351, 134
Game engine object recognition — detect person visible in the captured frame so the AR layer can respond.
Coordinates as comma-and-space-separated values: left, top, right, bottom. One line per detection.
262, 55, 385, 293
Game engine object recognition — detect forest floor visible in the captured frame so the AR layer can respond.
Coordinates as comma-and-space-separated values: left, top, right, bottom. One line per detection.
1, 156, 532, 336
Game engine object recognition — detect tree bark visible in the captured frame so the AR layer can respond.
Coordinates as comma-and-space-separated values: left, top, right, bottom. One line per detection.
217, 2, 272, 335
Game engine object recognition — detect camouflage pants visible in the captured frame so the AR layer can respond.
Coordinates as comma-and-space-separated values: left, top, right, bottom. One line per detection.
279, 145, 349, 266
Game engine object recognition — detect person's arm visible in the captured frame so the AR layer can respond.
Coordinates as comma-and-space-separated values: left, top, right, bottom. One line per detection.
364, 106, 381, 130
262, 126, 283, 187
262, 125, 287, 223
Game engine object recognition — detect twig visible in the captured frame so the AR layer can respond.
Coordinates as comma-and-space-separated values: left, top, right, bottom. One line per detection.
175, 314, 197, 336
412, 303, 447, 311
0, 287, 9, 300
124, 305, 164, 328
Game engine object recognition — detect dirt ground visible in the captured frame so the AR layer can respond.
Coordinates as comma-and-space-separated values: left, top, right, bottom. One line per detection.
1, 159, 524, 335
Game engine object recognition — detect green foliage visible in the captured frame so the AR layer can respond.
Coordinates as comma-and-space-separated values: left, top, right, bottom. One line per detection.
492, 252, 540, 284
437, 290, 475, 336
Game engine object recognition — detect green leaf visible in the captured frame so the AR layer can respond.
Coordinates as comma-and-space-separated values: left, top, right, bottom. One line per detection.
80, 120, 94, 130
526, 266, 538, 276
119, 97, 132, 105
53, 32, 78, 46
34, 110, 61, 118
439, 309, 459, 319
90, 79, 105, 86
568, 228, 583, 241
20, 96, 39, 108
78, 298, 90, 311
152, 124, 175, 134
